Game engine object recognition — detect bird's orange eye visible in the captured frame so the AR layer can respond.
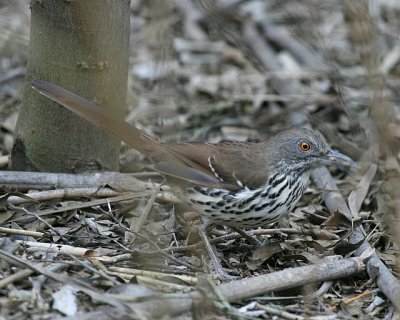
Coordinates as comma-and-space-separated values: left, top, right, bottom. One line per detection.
300, 142, 311, 151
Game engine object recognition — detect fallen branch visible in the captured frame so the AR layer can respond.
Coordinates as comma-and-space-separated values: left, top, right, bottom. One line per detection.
0, 171, 156, 192
130, 256, 364, 318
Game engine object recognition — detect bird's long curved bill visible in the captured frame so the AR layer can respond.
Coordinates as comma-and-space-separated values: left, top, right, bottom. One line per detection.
321, 149, 355, 172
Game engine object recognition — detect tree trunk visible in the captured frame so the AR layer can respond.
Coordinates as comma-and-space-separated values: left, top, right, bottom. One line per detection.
11, 0, 130, 173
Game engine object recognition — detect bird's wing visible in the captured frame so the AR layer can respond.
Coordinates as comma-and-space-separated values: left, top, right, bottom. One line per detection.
165, 141, 270, 190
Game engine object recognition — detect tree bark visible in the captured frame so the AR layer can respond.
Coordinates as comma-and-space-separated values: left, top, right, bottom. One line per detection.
11, 0, 130, 173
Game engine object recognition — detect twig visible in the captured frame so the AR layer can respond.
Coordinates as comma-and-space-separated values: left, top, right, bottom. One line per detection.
18, 240, 115, 260
71, 257, 120, 285
9, 192, 151, 223
108, 266, 198, 285
0, 262, 67, 289
7, 187, 121, 205
256, 303, 304, 320
0, 269, 34, 289
136, 275, 192, 293
9, 204, 69, 243
0, 227, 43, 237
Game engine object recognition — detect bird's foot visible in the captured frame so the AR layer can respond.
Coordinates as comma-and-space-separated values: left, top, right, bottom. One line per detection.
198, 220, 240, 281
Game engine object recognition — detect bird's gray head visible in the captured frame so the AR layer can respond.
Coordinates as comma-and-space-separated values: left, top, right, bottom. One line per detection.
266, 128, 354, 176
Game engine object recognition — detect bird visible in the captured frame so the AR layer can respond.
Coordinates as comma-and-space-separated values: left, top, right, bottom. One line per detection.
31, 80, 354, 279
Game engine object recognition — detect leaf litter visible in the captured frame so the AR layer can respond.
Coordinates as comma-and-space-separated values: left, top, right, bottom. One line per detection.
0, 0, 400, 318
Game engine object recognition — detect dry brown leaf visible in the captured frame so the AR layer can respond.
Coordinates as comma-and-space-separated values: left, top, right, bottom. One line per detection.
245, 243, 283, 270
348, 164, 377, 219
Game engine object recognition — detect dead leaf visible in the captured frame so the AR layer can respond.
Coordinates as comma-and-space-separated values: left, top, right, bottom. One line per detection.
348, 164, 377, 219
323, 209, 353, 228
245, 243, 283, 270
52, 285, 78, 316
333, 238, 364, 255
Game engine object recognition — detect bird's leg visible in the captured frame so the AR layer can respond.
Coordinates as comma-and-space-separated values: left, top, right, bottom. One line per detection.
229, 226, 262, 246
198, 219, 236, 281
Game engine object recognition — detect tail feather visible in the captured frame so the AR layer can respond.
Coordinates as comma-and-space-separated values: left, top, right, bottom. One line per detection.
31, 80, 174, 161
31, 80, 222, 186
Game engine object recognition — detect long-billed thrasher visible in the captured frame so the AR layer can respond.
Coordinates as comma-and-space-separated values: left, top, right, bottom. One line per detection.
31, 80, 354, 279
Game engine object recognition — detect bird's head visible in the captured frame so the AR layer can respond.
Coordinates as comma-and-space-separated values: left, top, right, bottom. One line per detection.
266, 128, 354, 176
